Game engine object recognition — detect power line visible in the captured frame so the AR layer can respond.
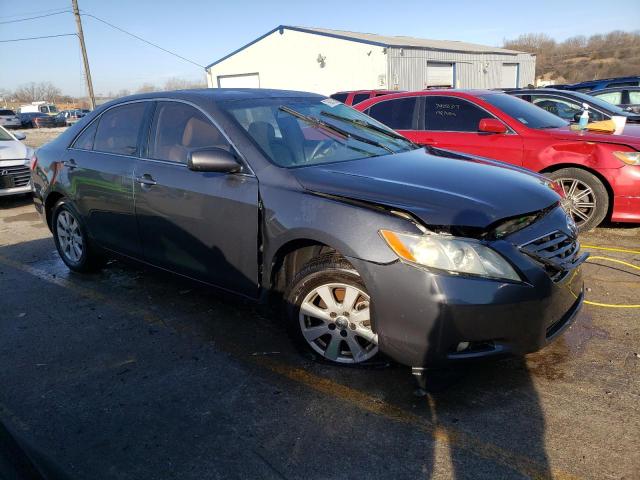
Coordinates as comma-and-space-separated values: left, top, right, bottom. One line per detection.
0, 6, 68, 20
0, 33, 77, 43
0, 10, 71, 25
81, 12, 205, 68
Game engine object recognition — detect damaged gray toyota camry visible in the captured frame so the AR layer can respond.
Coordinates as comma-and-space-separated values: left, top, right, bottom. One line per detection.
31, 89, 586, 380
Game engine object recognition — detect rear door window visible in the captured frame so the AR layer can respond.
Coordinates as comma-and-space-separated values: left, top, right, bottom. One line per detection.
593, 91, 622, 105
148, 101, 230, 164
366, 97, 418, 130
93, 103, 146, 156
424, 96, 488, 132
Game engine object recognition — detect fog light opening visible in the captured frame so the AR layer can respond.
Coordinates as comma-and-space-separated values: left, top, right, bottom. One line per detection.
456, 341, 470, 352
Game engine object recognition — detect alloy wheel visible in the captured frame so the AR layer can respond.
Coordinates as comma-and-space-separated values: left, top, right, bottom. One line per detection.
557, 178, 596, 227
56, 210, 84, 263
298, 282, 378, 363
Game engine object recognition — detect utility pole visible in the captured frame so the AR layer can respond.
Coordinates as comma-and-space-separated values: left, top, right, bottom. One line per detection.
71, 0, 96, 109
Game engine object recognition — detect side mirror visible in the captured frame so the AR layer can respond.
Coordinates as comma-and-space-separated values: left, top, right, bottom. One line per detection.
478, 118, 508, 134
14, 132, 26, 141
187, 148, 242, 173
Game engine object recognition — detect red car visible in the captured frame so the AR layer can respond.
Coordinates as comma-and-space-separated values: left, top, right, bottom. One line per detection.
330, 90, 402, 106
356, 90, 640, 230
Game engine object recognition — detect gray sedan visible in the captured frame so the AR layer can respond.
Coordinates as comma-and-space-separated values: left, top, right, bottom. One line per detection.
31, 89, 584, 382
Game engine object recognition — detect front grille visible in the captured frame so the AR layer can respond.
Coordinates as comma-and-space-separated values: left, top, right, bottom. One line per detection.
0, 165, 30, 188
520, 231, 583, 281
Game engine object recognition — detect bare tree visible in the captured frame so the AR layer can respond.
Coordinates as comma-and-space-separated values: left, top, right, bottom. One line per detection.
136, 83, 158, 93
13, 82, 61, 103
504, 30, 640, 82
115, 89, 131, 98
163, 77, 206, 91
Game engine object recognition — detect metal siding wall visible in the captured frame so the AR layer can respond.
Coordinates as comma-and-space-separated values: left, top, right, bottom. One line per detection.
387, 48, 535, 89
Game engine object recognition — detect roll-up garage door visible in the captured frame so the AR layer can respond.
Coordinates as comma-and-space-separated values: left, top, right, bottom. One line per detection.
217, 73, 260, 88
500, 64, 519, 88
426, 62, 454, 87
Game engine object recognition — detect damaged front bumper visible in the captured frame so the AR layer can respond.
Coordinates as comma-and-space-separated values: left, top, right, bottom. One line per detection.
348, 207, 585, 368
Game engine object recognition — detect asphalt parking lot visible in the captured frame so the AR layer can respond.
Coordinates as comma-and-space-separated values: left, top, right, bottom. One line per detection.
1, 130, 639, 479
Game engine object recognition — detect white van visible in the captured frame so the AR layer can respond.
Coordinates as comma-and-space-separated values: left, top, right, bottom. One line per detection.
18, 102, 59, 115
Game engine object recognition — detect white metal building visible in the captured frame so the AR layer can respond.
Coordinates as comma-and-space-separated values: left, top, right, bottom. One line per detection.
206, 26, 536, 95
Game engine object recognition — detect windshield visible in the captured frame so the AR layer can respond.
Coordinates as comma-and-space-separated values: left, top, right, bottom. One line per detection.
567, 90, 630, 115
220, 97, 418, 167
479, 93, 568, 129
0, 127, 14, 141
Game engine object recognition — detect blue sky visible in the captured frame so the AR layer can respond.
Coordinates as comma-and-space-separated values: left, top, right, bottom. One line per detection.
1, 0, 638, 97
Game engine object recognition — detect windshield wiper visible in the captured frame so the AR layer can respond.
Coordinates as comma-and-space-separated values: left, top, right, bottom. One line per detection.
320, 110, 419, 147
279, 106, 395, 153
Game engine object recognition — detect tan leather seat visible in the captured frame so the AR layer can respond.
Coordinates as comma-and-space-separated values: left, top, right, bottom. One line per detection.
166, 116, 225, 163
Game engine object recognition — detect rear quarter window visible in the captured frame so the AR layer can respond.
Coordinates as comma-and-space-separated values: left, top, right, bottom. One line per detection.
351, 93, 370, 105
330, 93, 348, 103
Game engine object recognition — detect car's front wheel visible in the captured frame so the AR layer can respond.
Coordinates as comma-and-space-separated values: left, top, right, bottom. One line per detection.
285, 254, 379, 364
547, 168, 608, 231
52, 199, 105, 273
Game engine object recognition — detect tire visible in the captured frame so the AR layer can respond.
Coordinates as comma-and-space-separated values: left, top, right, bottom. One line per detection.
546, 168, 608, 231
51, 199, 105, 273
284, 254, 378, 364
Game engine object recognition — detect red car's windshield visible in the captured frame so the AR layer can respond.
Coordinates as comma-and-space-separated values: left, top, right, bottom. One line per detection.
479, 94, 569, 130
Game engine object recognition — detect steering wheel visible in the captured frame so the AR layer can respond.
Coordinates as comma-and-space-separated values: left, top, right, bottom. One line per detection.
309, 139, 336, 161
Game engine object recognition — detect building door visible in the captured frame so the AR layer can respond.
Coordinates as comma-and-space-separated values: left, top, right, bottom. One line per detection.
217, 73, 260, 88
426, 62, 454, 88
501, 63, 519, 88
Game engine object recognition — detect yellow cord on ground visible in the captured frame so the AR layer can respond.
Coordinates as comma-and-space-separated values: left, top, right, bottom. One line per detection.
582, 244, 640, 256
580, 254, 640, 308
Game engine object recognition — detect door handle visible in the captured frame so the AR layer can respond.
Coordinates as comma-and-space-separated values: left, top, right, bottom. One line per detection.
62, 159, 77, 170
135, 174, 157, 186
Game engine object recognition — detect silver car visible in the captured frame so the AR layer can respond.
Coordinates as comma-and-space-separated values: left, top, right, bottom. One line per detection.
0, 126, 32, 196
0, 109, 22, 129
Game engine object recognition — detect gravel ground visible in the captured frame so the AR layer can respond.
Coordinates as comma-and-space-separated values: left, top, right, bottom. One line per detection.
14, 127, 68, 149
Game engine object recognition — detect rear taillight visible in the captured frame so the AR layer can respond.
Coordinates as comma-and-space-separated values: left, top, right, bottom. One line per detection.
30, 153, 38, 171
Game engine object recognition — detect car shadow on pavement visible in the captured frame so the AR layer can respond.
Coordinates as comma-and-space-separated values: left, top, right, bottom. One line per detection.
0, 235, 554, 479
0, 194, 32, 210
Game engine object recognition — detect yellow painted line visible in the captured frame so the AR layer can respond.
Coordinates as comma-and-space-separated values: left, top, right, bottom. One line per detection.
0, 253, 580, 480
582, 245, 640, 256
261, 359, 580, 480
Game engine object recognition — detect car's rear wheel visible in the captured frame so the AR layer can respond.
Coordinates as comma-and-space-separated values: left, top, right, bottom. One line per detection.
546, 168, 608, 231
52, 199, 105, 273
285, 254, 378, 364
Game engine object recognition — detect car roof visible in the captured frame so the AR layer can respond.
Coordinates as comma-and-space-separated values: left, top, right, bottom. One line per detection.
592, 86, 640, 93
103, 88, 322, 108
359, 89, 497, 99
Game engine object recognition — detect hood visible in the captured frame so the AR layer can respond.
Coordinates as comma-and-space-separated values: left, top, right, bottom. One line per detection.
0, 139, 29, 160
292, 148, 559, 228
549, 124, 640, 146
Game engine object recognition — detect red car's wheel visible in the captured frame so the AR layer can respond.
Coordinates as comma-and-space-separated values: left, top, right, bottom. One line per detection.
548, 168, 609, 231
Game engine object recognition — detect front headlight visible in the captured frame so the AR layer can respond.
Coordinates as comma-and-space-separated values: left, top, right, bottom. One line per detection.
380, 230, 521, 282
613, 151, 640, 166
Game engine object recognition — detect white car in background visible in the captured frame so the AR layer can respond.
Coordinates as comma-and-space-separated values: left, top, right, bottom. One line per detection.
0, 109, 22, 129
0, 126, 32, 197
